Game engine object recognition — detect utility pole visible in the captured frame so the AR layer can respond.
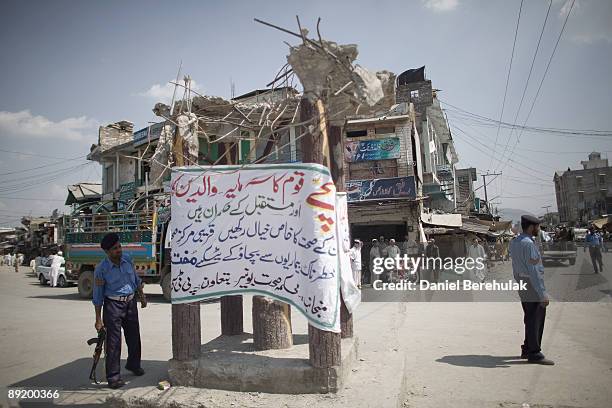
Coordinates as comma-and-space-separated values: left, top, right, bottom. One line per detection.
481, 172, 502, 215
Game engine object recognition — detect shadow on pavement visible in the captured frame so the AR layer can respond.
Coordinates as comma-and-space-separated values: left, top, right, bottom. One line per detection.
436, 355, 528, 368
9, 358, 168, 406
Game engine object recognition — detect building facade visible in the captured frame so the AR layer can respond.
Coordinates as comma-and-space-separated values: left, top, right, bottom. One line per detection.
344, 108, 422, 243
554, 152, 612, 224
396, 67, 459, 213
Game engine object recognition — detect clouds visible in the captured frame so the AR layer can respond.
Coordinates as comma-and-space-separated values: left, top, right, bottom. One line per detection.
422, 0, 459, 12
557, 0, 612, 44
137, 79, 201, 103
0, 110, 97, 142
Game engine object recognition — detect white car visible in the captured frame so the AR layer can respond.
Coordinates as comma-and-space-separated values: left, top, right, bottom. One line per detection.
36, 258, 71, 287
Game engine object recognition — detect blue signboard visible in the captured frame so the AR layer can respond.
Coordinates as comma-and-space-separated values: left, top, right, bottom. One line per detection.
344, 137, 400, 162
346, 176, 416, 202
133, 122, 164, 147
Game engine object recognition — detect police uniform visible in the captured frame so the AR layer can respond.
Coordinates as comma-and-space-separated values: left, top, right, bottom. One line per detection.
509, 215, 553, 364
93, 253, 143, 384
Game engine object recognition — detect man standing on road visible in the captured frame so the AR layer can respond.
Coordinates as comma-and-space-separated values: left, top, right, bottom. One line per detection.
467, 237, 487, 282
369, 239, 381, 285
509, 215, 554, 365
425, 238, 441, 283
349, 239, 363, 288
93, 233, 147, 389
385, 239, 401, 282
49, 251, 64, 287
585, 227, 604, 274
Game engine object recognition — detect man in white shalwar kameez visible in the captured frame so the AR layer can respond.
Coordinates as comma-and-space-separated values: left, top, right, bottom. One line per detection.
49, 251, 64, 287
467, 238, 487, 282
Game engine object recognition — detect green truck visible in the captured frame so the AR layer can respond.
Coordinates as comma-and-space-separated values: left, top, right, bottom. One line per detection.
62, 194, 172, 301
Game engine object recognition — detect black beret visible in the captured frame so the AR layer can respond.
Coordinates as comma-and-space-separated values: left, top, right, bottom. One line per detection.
101, 232, 120, 251
521, 215, 541, 225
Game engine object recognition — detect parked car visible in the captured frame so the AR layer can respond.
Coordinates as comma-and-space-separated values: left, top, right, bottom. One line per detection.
542, 229, 577, 266
36, 257, 74, 287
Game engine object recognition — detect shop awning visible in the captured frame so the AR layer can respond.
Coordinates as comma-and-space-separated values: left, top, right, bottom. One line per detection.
421, 212, 462, 227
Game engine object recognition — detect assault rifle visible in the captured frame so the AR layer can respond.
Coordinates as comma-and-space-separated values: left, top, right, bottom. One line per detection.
87, 328, 106, 384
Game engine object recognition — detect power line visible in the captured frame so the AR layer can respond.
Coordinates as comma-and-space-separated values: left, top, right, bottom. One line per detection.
496, 0, 553, 171
499, 0, 576, 172
489, 0, 524, 170
440, 100, 612, 136
0, 148, 78, 160
0, 196, 65, 202
0, 154, 87, 176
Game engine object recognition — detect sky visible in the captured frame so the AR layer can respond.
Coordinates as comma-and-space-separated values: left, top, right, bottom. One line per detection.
0, 0, 611, 226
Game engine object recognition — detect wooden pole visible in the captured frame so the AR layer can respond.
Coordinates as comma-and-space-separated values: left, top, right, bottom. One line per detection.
171, 125, 201, 361
301, 97, 342, 368
172, 303, 201, 361
217, 142, 245, 335
252, 296, 292, 350
329, 124, 354, 339
221, 295, 244, 335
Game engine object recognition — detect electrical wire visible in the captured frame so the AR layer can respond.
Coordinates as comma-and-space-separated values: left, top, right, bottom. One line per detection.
496, 0, 553, 171
489, 0, 524, 170
499, 0, 577, 173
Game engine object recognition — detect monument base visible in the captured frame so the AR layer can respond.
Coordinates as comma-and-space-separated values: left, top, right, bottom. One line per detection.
168, 333, 358, 394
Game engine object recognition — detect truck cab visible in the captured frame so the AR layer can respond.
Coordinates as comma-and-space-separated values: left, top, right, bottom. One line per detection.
63, 194, 171, 301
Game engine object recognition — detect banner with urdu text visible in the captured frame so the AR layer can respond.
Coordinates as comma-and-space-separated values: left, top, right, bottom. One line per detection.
170, 163, 341, 332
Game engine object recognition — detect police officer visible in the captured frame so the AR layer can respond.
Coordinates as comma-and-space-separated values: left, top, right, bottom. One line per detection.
509, 215, 554, 365
93, 233, 147, 388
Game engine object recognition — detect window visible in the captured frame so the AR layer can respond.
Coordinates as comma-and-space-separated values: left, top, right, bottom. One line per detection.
375, 126, 395, 135
576, 176, 582, 189
104, 164, 115, 193
599, 174, 606, 185
578, 191, 584, 202
410, 90, 419, 99
346, 129, 368, 138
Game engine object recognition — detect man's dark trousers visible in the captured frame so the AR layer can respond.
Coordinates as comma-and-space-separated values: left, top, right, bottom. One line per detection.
589, 247, 603, 273
103, 297, 141, 382
519, 281, 546, 359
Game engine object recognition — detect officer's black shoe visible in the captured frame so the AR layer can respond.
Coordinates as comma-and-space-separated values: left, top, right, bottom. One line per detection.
108, 379, 125, 389
520, 352, 528, 359
126, 367, 145, 376
527, 357, 555, 365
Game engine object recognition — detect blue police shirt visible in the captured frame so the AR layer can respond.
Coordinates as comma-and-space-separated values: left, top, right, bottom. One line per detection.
585, 232, 603, 248
92, 254, 142, 306
509, 233, 547, 300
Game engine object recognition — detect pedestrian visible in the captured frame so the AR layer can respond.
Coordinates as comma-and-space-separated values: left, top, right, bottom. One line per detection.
585, 227, 604, 273
509, 215, 554, 365
401, 233, 419, 257
425, 238, 441, 282
466, 237, 487, 282
13, 253, 19, 273
369, 239, 381, 284
93, 232, 147, 389
379, 236, 388, 257
29, 258, 36, 273
385, 238, 401, 282
49, 251, 64, 287
349, 239, 363, 288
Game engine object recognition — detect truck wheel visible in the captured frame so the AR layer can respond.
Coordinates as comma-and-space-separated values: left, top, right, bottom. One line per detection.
78, 270, 94, 298
57, 275, 67, 288
39, 274, 47, 286
161, 273, 172, 302
569, 258, 576, 266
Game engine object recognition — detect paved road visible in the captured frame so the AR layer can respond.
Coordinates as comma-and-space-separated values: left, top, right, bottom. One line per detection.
1, 265, 611, 407
487, 249, 612, 302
